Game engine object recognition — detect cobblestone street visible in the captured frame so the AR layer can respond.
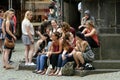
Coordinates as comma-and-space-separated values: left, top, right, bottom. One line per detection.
0, 40, 120, 80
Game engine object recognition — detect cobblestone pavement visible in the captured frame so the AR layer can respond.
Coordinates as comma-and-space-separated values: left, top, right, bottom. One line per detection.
0, 40, 120, 80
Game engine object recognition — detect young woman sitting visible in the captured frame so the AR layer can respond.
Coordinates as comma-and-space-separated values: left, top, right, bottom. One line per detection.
72, 31, 95, 70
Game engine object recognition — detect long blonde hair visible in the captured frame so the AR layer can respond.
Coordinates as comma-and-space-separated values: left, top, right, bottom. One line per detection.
3, 10, 9, 20
24, 11, 33, 19
86, 20, 94, 28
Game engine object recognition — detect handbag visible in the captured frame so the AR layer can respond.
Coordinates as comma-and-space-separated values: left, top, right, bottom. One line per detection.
4, 38, 15, 48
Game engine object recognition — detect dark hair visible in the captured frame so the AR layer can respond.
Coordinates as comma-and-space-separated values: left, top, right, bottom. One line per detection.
40, 21, 51, 34
48, 3, 55, 9
51, 19, 57, 24
53, 32, 61, 39
64, 32, 71, 40
43, 33, 51, 43
76, 31, 86, 40
37, 33, 50, 53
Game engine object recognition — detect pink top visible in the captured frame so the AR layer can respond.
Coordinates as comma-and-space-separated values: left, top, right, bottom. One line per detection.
52, 42, 59, 52
86, 29, 100, 46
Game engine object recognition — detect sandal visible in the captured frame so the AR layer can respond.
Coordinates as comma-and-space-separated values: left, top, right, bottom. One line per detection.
48, 72, 54, 76
36, 70, 43, 74
32, 70, 38, 73
75, 67, 84, 70
40, 70, 46, 75
57, 71, 62, 76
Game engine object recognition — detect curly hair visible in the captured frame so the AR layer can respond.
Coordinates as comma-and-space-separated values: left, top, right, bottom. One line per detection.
61, 22, 71, 32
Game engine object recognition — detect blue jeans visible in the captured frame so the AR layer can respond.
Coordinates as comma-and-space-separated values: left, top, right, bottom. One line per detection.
36, 54, 48, 71
57, 54, 74, 67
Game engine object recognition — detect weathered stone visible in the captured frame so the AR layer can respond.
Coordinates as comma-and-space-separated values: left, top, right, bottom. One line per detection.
17, 61, 36, 70
75, 70, 88, 77
92, 60, 120, 69
62, 62, 75, 76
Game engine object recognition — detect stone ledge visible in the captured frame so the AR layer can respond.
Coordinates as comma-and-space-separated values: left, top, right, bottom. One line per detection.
17, 62, 36, 70
75, 69, 120, 77
92, 60, 120, 69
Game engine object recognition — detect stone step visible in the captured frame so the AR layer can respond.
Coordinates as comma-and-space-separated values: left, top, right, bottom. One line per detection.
92, 60, 120, 69
17, 62, 36, 70
75, 69, 120, 77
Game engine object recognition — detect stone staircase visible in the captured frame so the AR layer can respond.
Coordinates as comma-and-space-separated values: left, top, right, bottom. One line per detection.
75, 60, 120, 76
17, 34, 120, 76
75, 34, 120, 76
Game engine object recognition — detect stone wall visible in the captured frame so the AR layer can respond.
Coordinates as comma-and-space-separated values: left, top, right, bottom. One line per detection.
82, 0, 115, 28
94, 34, 120, 60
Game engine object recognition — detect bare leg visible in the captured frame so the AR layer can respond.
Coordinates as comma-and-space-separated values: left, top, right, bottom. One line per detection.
73, 52, 80, 68
2, 49, 5, 67
29, 44, 34, 63
4, 49, 10, 67
76, 52, 85, 65
0, 39, 3, 53
24, 45, 29, 64
54, 67, 60, 75
57, 68, 62, 76
34, 39, 43, 55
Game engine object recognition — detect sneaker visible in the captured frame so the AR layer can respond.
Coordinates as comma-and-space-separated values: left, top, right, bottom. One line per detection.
25, 63, 29, 66
28, 62, 36, 66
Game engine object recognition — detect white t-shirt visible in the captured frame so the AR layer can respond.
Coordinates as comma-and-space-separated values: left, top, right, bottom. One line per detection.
22, 18, 34, 35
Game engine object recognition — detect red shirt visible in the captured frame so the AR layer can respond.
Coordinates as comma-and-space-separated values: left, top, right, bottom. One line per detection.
52, 42, 59, 52
12, 16, 17, 31
86, 29, 100, 46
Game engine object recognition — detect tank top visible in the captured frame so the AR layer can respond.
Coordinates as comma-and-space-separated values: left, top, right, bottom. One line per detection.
52, 41, 59, 52
86, 29, 99, 46
5, 20, 14, 40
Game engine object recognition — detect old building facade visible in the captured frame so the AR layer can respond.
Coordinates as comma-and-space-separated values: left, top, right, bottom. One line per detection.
64, 0, 120, 33
0, 0, 120, 38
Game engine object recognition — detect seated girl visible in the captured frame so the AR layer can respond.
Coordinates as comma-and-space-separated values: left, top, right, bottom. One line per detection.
46, 32, 63, 76
54, 32, 76, 76
33, 33, 52, 74
72, 31, 95, 70
82, 20, 100, 48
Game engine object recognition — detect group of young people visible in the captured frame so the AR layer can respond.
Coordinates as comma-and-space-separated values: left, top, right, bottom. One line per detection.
21, 10, 99, 76
0, 9, 99, 77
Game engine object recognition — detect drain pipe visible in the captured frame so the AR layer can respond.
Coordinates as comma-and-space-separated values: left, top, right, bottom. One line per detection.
115, 0, 117, 33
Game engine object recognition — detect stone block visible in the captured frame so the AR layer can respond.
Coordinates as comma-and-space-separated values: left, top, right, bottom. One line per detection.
17, 61, 36, 70
93, 34, 120, 60
92, 60, 120, 69
99, 34, 120, 60
75, 69, 120, 77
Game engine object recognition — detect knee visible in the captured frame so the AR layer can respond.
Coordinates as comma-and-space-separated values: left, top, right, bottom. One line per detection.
41, 55, 47, 59
76, 52, 82, 56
